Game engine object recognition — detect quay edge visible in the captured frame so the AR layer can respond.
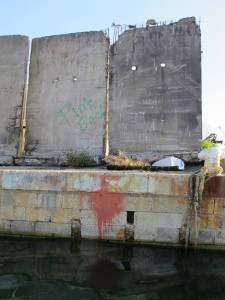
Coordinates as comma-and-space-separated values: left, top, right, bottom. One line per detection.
0, 167, 225, 248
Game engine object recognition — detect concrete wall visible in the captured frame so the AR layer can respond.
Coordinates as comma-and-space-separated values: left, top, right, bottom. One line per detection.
0, 18, 202, 164
25, 32, 108, 158
109, 18, 202, 160
0, 36, 29, 163
1, 168, 224, 248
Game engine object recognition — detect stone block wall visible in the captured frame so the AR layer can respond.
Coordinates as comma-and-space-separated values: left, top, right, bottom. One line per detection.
0, 169, 189, 244
192, 175, 225, 245
0, 168, 225, 247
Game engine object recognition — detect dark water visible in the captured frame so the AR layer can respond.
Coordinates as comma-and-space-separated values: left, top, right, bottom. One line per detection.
0, 238, 225, 299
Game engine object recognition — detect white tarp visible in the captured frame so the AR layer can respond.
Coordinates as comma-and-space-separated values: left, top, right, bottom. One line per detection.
152, 156, 185, 170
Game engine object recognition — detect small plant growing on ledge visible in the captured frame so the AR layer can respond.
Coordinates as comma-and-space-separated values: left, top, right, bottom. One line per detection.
65, 148, 92, 167
12, 135, 22, 152
202, 140, 217, 150
24, 140, 39, 156
103, 150, 150, 170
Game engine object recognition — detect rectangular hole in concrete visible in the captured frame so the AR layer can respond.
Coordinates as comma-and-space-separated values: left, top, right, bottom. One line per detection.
127, 211, 134, 224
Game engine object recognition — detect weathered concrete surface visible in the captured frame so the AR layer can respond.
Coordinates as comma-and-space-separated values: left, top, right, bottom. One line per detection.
0, 167, 205, 246
109, 17, 202, 160
0, 168, 191, 242
197, 175, 225, 245
26, 32, 108, 158
0, 36, 29, 158
0, 156, 13, 166
1, 167, 224, 247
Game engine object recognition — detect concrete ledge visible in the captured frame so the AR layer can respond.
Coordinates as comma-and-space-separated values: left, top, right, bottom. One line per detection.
1, 169, 191, 195
189, 229, 215, 245
0, 156, 13, 166
81, 224, 125, 240
0, 220, 11, 232
35, 222, 71, 237
148, 173, 190, 196
10, 220, 35, 235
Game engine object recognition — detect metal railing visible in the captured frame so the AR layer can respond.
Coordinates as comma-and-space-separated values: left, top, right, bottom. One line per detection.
102, 18, 201, 44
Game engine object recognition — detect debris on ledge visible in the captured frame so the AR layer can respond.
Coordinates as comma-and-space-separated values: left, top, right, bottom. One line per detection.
152, 157, 185, 171
103, 151, 150, 170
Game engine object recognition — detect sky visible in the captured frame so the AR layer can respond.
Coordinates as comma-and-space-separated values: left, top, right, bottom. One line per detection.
0, 0, 224, 139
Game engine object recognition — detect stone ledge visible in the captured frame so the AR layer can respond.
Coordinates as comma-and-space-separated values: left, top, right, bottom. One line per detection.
0, 156, 13, 166
35, 222, 71, 237
1, 169, 192, 196
14, 155, 102, 166
81, 224, 125, 240
189, 229, 215, 245
10, 220, 35, 234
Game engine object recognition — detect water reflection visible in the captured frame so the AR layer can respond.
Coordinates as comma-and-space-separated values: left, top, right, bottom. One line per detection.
0, 237, 225, 299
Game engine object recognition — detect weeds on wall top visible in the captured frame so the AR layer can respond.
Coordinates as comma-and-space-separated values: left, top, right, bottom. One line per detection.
103, 150, 150, 170
202, 140, 225, 163
202, 140, 217, 150
65, 148, 92, 167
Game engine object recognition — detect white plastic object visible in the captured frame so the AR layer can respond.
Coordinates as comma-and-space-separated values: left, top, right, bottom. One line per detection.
198, 147, 225, 174
152, 156, 184, 170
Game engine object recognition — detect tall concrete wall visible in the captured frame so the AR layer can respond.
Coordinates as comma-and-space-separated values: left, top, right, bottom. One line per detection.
26, 32, 108, 158
0, 36, 29, 163
109, 18, 202, 159
0, 17, 202, 165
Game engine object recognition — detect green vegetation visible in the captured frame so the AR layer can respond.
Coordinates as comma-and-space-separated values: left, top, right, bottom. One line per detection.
202, 140, 217, 150
65, 148, 92, 167
12, 135, 22, 151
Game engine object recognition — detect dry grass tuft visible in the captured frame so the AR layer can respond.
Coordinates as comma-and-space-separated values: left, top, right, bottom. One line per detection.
103, 150, 150, 168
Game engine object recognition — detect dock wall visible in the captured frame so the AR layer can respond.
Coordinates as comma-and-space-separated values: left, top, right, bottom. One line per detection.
0, 168, 224, 247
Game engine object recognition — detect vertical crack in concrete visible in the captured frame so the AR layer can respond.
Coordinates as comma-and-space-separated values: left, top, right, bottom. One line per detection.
20, 38, 30, 156
104, 37, 110, 157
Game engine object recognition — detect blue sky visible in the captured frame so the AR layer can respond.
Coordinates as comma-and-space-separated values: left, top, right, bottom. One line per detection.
1, 0, 224, 139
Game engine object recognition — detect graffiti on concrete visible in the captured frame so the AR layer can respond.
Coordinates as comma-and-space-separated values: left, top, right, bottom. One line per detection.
58, 98, 103, 131
81, 175, 124, 239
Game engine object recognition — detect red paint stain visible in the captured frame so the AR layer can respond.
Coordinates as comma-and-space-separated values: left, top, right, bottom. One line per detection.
82, 175, 124, 238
